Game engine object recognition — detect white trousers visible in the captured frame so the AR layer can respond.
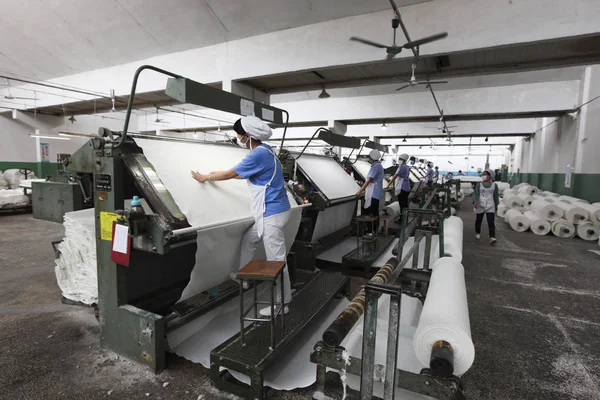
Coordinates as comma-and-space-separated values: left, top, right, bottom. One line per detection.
238, 210, 292, 304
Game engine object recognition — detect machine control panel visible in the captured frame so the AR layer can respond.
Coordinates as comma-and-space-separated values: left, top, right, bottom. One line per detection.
95, 174, 112, 192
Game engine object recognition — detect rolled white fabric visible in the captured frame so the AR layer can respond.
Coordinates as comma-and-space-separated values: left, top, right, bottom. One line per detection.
530, 200, 564, 222
555, 202, 589, 225
438, 216, 463, 262
497, 203, 508, 218
460, 182, 472, 190
413, 257, 474, 376
505, 209, 530, 232
502, 190, 524, 209
451, 207, 456, 216
518, 185, 538, 196
457, 190, 465, 202
543, 191, 560, 198
524, 210, 551, 235
578, 203, 600, 225
593, 203, 600, 208
517, 193, 534, 210
576, 222, 600, 241
533, 194, 555, 203
559, 195, 589, 204
496, 182, 510, 193
551, 220, 576, 238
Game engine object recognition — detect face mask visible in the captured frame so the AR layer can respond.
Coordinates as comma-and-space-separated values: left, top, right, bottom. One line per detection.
237, 136, 248, 149
482, 175, 489, 181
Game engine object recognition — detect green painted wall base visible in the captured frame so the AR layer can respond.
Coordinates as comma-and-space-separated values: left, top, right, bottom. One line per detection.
519, 173, 600, 203
0, 162, 58, 179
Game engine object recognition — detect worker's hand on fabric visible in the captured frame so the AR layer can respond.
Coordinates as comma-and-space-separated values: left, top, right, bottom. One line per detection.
355, 190, 363, 197
191, 171, 208, 183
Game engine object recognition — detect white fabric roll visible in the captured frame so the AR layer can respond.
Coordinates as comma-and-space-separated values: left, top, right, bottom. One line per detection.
413, 257, 474, 376
551, 220, 576, 238
517, 193, 534, 210
497, 203, 508, 218
559, 195, 589, 204
518, 185, 538, 196
530, 200, 564, 222
524, 210, 551, 235
502, 191, 524, 209
438, 216, 464, 262
533, 194, 555, 203
555, 202, 589, 225
460, 182, 472, 190
593, 203, 600, 208
505, 209, 530, 232
578, 203, 600, 225
457, 190, 465, 202
451, 207, 456, 216
576, 222, 600, 241
496, 182, 510, 193
543, 191, 560, 198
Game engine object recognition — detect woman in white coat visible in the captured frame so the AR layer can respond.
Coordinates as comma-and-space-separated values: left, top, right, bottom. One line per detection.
191, 116, 292, 316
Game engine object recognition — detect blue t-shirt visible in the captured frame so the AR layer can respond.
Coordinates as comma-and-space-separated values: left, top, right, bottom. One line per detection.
427, 167, 434, 180
395, 165, 411, 192
233, 144, 290, 217
366, 161, 384, 200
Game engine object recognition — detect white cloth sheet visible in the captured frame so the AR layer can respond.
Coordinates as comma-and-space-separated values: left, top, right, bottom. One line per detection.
295, 154, 359, 201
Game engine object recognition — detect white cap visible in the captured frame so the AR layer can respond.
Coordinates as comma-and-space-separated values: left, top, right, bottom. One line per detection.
240, 116, 273, 141
369, 149, 381, 161
398, 153, 409, 162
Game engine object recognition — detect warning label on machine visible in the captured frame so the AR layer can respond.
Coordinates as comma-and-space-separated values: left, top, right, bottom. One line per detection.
100, 212, 120, 241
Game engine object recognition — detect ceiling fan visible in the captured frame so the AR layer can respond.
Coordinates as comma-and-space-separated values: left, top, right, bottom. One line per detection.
349, 0, 448, 60
154, 108, 170, 124
396, 62, 448, 91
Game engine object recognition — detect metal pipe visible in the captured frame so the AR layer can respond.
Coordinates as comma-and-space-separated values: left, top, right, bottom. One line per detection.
277, 109, 290, 157
295, 127, 330, 160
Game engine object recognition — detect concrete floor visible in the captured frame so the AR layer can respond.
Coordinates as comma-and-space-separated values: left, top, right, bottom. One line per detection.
1, 209, 600, 400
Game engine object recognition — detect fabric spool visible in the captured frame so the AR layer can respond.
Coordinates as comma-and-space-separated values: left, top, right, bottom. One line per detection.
551, 220, 576, 238
543, 191, 560, 197
524, 210, 551, 235
517, 193, 534, 210
502, 190, 524, 209
496, 182, 510, 193
505, 209, 530, 232
576, 222, 600, 241
593, 203, 600, 208
413, 257, 474, 376
436, 216, 463, 262
555, 202, 589, 225
518, 185, 538, 196
497, 203, 508, 218
451, 207, 456, 216
533, 194, 555, 203
578, 203, 600, 225
530, 200, 564, 222
457, 190, 465, 202
559, 195, 589, 204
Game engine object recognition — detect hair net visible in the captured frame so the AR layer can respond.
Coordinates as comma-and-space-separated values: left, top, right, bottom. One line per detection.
369, 149, 381, 161
239, 116, 273, 141
398, 153, 409, 162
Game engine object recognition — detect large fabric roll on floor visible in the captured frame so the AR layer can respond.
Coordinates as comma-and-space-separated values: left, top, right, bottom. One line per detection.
517, 193, 534, 210
531, 199, 564, 222
437, 216, 463, 262
496, 182, 510, 193
505, 209, 530, 232
502, 190, 524, 209
497, 203, 508, 218
533, 194, 553, 203
543, 191, 560, 198
518, 185, 538, 196
413, 257, 474, 376
551, 220, 576, 238
559, 195, 589, 204
576, 222, 600, 241
457, 190, 465, 202
578, 203, 600, 225
524, 211, 551, 235
555, 202, 589, 225
593, 203, 600, 208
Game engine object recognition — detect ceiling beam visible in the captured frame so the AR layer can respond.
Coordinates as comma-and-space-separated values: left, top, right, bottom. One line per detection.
393, 143, 513, 147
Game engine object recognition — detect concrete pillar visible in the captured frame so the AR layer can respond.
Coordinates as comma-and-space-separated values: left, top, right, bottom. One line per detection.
574, 65, 600, 174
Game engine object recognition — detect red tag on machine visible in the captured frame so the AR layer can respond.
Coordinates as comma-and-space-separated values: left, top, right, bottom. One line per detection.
110, 221, 131, 267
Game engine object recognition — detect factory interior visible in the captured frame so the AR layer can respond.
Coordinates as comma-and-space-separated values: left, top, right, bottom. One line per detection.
1, 1, 600, 399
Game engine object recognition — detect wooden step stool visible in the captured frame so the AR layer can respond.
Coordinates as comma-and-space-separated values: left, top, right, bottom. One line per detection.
236, 260, 287, 349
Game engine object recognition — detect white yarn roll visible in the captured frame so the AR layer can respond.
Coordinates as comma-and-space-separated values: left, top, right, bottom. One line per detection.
530, 200, 564, 222
497, 203, 508, 218
413, 257, 474, 376
551, 220, 576, 238
518, 185, 538, 196
437, 216, 464, 262
505, 209, 530, 232
555, 202, 589, 225
502, 191, 524, 209
496, 182, 510, 193
559, 195, 589, 204
576, 222, 600, 241
578, 203, 600, 225
517, 193, 534, 210
524, 210, 551, 235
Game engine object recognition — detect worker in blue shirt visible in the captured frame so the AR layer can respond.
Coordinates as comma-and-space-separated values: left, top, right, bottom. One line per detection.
356, 149, 384, 233
387, 153, 411, 215
191, 116, 292, 317
426, 162, 434, 186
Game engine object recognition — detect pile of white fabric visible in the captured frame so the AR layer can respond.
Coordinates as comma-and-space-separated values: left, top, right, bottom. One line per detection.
0, 170, 7, 189
54, 209, 98, 305
3, 169, 37, 189
499, 183, 600, 244
0, 189, 30, 209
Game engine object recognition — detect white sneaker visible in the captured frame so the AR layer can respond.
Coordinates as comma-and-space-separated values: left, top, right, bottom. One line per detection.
490, 237, 497, 245
475, 234, 480, 240
259, 305, 289, 317
229, 272, 249, 289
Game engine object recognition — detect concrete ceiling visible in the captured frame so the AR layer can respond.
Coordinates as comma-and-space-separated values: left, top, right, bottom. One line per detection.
0, 0, 429, 81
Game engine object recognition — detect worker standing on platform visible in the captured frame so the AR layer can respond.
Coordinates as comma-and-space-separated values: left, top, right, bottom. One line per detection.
387, 153, 411, 216
426, 162, 434, 186
433, 166, 439, 186
191, 115, 292, 317
473, 169, 499, 245
356, 149, 384, 233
